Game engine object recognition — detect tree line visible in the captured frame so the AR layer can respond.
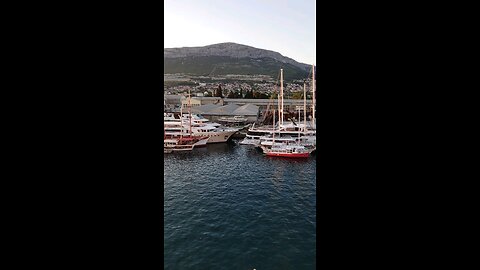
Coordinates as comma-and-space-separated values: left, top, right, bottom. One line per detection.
204, 84, 312, 99
203, 85, 269, 99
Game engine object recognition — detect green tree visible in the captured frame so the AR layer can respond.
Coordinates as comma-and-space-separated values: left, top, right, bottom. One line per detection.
259, 93, 269, 99
244, 90, 253, 99
214, 85, 223, 98
292, 92, 303, 99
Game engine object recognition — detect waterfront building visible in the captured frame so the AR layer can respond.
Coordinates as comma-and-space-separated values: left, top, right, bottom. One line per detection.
165, 95, 312, 112
191, 103, 259, 122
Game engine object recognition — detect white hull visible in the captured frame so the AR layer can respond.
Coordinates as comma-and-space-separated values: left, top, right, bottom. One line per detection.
240, 130, 316, 146
195, 130, 237, 143
260, 145, 314, 158
164, 136, 207, 151
170, 147, 194, 152
193, 137, 209, 147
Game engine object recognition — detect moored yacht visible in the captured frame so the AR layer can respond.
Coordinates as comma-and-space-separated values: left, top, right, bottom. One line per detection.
240, 67, 316, 146
259, 134, 315, 148
257, 108, 315, 158
240, 119, 316, 146
261, 144, 315, 158
164, 112, 238, 143
164, 138, 195, 151
164, 135, 209, 151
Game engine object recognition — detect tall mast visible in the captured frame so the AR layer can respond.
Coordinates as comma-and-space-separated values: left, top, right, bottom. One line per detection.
188, 89, 192, 136
180, 104, 183, 139
280, 69, 284, 127
277, 73, 281, 128
298, 107, 301, 145
272, 109, 275, 146
303, 82, 307, 132
311, 64, 316, 127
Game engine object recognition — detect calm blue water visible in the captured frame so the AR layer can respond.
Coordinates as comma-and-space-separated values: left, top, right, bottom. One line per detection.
164, 140, 316, 270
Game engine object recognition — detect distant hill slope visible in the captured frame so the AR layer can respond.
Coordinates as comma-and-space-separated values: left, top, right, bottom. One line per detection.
164, 42, 313, 81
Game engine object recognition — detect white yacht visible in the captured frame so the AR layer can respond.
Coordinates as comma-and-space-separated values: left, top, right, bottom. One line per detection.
164, 113, 239, 144
256, 107, 315, 158
260, 143, 315, 158
259, 134, 315, 148
240, 122, 316, 146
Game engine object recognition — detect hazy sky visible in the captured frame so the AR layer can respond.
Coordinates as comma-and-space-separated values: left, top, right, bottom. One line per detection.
164, 0, 316, 65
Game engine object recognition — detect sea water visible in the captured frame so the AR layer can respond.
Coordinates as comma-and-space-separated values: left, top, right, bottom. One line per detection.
164, 140, 316, 270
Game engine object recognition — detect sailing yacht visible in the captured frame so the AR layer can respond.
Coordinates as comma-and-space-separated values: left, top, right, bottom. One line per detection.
261, 144, 314, 158
164, 115, 209, 147
240, 67, 316, 146
259, 108, 315, 158
163, 91, 210, 150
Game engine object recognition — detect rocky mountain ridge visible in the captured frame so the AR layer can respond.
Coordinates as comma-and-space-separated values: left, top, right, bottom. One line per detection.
164, 42, 311, 71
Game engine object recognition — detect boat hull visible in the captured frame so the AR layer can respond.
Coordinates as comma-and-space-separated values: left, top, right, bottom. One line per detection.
195, 130, 237, 143
164, 136, 207, 151
239, 138, 260, 145
171, 146, 194, 151
265, 152, 310, 158
193, 137, 209, 147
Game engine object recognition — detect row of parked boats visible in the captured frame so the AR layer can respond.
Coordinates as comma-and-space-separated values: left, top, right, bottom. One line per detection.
164, 112, 240, 152
164, 66, 316, 158
239, 114, 316, 158
239, 67, 316, 158
163, 111, 316, 158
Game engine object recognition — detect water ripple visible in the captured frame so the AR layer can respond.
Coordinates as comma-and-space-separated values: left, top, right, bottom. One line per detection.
164, 140, 316, 270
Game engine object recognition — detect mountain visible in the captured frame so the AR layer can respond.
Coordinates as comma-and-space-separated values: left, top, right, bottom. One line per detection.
164, 42, 312, 81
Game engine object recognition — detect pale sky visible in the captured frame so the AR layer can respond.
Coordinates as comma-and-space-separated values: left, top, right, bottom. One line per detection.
164, 0, 316, 65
